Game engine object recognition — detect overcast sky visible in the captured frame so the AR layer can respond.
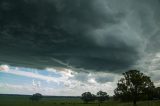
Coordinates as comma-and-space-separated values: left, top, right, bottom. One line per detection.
0, 0, 160, 96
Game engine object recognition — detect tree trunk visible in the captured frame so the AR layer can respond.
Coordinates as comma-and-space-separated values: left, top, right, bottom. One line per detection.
133, 98, 136, 106
133, 86, 137, 106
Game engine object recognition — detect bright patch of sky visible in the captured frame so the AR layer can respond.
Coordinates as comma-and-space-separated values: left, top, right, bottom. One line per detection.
0, 64, 117, 96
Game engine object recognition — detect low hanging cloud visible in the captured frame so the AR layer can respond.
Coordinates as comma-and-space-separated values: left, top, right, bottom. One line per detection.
0, 0, 160, 73
70, 72, 118, 84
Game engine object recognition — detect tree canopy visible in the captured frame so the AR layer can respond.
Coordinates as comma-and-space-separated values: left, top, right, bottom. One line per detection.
114, 70, 154, 105
81, 92, 96, 103
30, 93, 43, 102
97, 90, 109, 103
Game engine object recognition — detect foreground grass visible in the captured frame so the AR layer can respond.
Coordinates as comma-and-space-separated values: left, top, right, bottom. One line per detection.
0, 95, 160, 106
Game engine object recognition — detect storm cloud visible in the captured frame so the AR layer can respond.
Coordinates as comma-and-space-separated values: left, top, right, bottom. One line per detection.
0, 0, 160, 73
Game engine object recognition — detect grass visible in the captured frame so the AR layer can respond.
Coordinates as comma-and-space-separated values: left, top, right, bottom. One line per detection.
0, 94, 160, 106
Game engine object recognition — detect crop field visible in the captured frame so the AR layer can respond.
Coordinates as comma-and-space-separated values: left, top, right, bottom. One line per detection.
0, 94, 160, 106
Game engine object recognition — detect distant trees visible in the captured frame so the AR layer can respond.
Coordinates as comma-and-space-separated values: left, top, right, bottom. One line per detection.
81, 92, 96, 103
81, 91, 109, 103
153, 87, 160, 99
97, 91, 109, 103
30, 93, 43, 102
114, 70, 154, 105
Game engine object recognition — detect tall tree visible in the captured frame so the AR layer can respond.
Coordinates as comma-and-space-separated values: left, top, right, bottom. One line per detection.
114, 70, 154, 105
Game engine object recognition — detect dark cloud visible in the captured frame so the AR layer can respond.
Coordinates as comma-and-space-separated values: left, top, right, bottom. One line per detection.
71, 72, 89, 82
0, 0, 160, 73
95, 75, 114, 83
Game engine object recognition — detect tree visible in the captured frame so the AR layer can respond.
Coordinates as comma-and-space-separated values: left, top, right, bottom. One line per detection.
30, 93, 43, 102
81, 92, 96, 103
143, 85, 155, 100
97, 91, 109, 103
114, 70, 154, 105
152, 87, 160, 99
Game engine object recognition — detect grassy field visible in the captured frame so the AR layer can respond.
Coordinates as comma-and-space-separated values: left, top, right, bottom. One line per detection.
0, 94, 160, 106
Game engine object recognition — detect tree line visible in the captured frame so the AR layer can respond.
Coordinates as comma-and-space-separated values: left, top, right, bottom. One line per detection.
29, 70, 160, 106
81, 91, 109, 103
81, 70, 160, 106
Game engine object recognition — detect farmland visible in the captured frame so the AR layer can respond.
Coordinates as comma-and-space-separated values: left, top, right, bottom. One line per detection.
0, 94, 160, 106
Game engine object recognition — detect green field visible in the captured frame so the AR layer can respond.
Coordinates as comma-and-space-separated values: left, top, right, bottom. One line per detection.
0, 94, 160, 106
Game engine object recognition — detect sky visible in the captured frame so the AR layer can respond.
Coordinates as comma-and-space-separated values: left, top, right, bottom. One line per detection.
0, 0, 160, 96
